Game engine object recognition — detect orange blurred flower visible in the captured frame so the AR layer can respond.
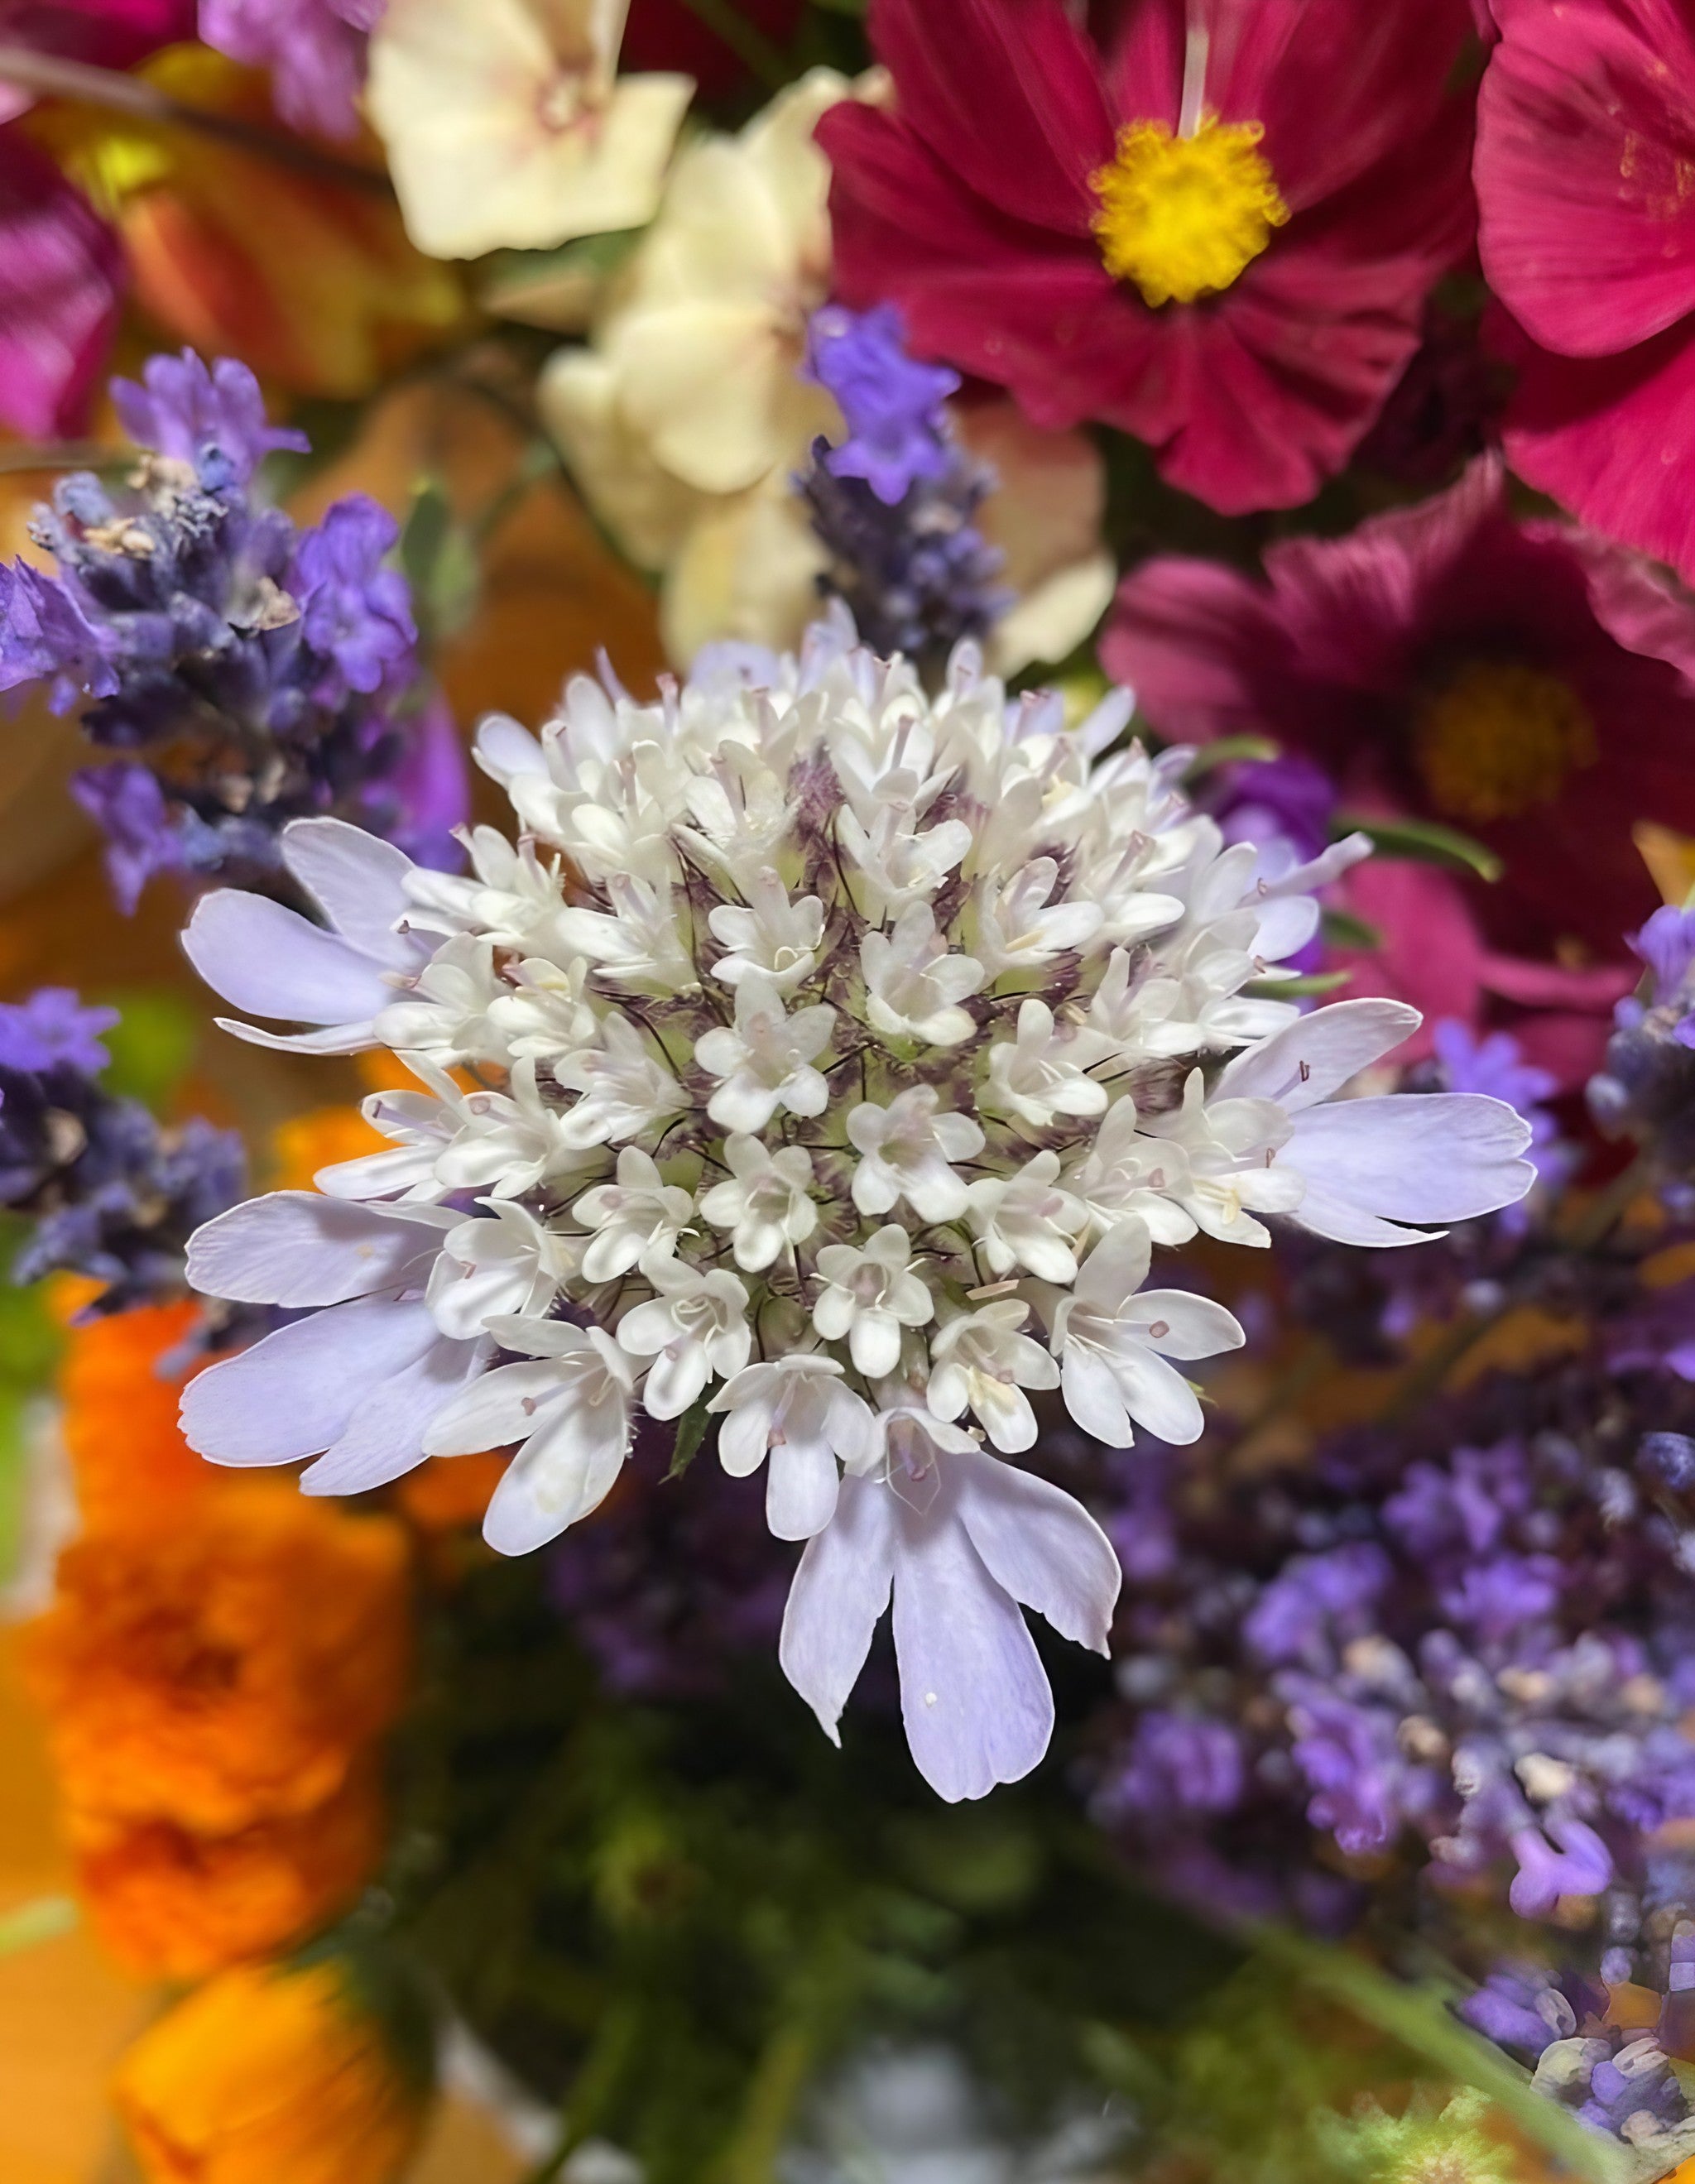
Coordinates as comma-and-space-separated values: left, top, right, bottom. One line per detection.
270, 1104, 387, 1194
54, 1295, 211, 1528
26, 1482, 411, 1836
395, 1451, 508, 1534
38, 49, 464, 399
68, 1765, 388, 1982
114, 1959, 426, 2184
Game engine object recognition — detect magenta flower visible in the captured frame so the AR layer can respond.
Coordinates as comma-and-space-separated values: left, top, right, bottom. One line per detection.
819, 0, 1476, 515
1477, 0, 1695, 582
0, 132, 124, 438
1104, 458, 1695, 1068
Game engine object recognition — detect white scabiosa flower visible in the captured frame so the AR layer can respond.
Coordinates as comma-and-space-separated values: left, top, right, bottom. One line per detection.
178, 622, 1536, 1802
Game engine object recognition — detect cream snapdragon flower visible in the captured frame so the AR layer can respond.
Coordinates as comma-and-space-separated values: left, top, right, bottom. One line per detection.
367, 0, 695, 261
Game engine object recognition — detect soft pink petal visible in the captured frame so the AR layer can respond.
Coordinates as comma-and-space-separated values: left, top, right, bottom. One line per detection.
1478, 0, 1695, 355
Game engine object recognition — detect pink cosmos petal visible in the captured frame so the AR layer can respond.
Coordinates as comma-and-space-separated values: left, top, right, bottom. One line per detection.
300, 1332, 485, 1495
1212, 0, 1472, 215
185, 1191, 440, 1307
1477, 0, 1695, 356
180, 1297, 441, 1464
953, 1447, 1121, 1654
779, 1470, 897, 1745
183, 888, 397, 1027
0, 130, 123, 439
889, 1489, 1055, 1803
1499, 317, 1695, 588
864, 0, 1115, 232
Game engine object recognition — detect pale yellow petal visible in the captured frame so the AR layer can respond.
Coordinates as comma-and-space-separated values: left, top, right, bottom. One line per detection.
607, 300, 810, 494
662, 488, 827, 666
540, 347, 703, 569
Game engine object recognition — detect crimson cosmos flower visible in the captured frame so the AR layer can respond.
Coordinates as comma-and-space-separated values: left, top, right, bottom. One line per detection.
818, 0, 1474, 515
1103, 458, 1695, 1073
1477, 0, 1695, 587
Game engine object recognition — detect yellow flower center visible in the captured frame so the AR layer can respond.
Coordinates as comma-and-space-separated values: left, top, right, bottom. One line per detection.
1089, 118, 1289, 308
1414, 660, 1597, 823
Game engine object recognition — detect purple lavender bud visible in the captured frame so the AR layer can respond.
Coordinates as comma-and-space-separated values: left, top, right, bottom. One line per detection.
0, 989, 118, 1076
291, 495, 417, 700
111, 350, 308, 487
805, 303, 959, 507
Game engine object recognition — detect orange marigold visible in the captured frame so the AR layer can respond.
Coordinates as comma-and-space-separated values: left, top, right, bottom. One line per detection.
114, 1960, 426, 2184
269, 1105, 387, 1193
69, 1764, 390, 1983
56, 1297, 211, 1528
26, 1482, 411, 1836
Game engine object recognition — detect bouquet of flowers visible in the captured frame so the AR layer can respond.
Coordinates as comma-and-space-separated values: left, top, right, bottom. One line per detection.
5, 4, 1695, 2182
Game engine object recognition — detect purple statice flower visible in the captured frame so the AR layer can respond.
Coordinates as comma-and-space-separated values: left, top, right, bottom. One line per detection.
111, 350, 308, 489
798, 307, 1007, 674
804, 303, 960, 507
198, 0, 378, 140
0, 348, 467, 910
0, 991, 245, 1316
0, 989, 117, 1076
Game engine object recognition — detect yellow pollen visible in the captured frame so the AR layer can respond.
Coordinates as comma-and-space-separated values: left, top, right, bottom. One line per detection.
1088, 116, 1289, 308
1414, 660, 1597, 824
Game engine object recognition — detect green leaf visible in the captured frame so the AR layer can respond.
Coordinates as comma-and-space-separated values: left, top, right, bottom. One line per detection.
1320, 906, 1384, 953
0, 1896, 75, 1958
1244, 970, 1353, 998
1182, 734, 1283, 779
666, 1403, 713, 1481
1336, 813, 1504, 884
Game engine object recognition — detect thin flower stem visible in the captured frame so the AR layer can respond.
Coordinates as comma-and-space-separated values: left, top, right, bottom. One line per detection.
0, 46, 393, 195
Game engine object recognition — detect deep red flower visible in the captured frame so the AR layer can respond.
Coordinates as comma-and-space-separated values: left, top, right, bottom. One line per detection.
1102, 458, 1695, 1073
0, 129, 125, 437
818, 0, 1475, 516
1476, 0, 1695, 582
622, 0, 802, 98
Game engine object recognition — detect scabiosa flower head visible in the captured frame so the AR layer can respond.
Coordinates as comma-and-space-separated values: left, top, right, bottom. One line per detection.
0, 349, 467, 912
175, 617, 1533, 1800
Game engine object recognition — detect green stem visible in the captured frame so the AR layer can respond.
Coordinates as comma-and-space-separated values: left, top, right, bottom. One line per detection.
0, 46, 391, 195
674, 0, 792, 91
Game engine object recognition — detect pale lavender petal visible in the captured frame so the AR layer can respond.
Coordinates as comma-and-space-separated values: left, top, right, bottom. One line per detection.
424, 1359, 569, 1455
300, 1332, 483, 1495
184, 889, 393, 1025
180, 1297, 439, 1463
891, 1498, 1055, 1802
953, 1448, 1120, 1655
1217, 999, 1422, 1111
779, 1471, 896, 1745
1286, 1095, 1534, 1246
766, 1434, 840, 1542
279, 817, 420, 967
185, 1191, 437, 1306
1109, 1346, 1206, 1445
